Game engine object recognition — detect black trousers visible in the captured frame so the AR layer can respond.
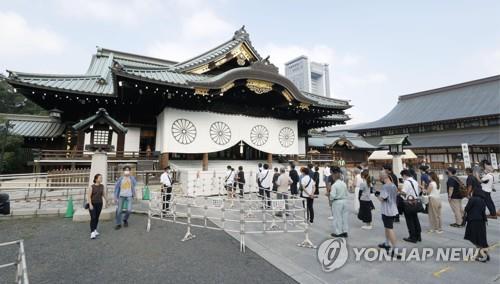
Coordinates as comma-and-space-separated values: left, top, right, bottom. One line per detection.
89, 202, 103, 232
303, 198, 314, 222
404, 211, 421, 240
260, 187, 271, 207
484, 192, 496, 215
162, 186, 173, 211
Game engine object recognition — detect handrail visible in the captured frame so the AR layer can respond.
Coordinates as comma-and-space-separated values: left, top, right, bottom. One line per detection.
35, 150, 159, 160
0, 239, 29, 284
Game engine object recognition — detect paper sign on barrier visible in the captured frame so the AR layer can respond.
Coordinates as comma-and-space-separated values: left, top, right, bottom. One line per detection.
211, 198, 223, 208
272, 200, 286, 210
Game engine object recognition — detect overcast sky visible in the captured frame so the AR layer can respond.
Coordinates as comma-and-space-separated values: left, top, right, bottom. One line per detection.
1, 0, 499, 123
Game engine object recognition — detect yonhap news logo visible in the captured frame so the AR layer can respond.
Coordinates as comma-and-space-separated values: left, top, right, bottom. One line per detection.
317, 238, 490, 272
317, 238, 349, 272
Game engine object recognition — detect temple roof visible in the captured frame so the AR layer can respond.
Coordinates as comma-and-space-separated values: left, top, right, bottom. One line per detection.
73, 108, 127, 133
352, 75, 500, 131
170, 26, 262, 72
0, 113, 65, 138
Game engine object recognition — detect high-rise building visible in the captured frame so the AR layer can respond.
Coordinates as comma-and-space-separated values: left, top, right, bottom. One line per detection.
284, 56, 331, 97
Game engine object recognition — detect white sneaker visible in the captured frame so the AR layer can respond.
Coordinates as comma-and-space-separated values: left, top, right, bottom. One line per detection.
90, 231, 96, 239
435, 230, 443, 234
328, 216, 334, 220
94, 230, 100, 236
361, 225, 372, 230
427, 229, 435, 233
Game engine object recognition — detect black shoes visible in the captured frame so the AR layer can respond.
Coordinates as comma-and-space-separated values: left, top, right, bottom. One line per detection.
331, 232, 348, 238
124, 220, 129, 227
403, 237, 417, 243
114, 225, 121, 230
378, 243, 391, 250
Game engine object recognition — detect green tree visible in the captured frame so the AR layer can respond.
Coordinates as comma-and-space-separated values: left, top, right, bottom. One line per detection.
0, 79, 46, 115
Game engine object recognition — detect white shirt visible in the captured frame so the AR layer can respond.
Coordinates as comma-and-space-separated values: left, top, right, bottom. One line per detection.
354, 173, 362, 189
323, 167, 331, 177
160, 172, 172, 187
225, 169, 235, 185
301, 175, 315, 197
259, 169, 272, 189
428, 181, 440, 199
481, 173, 494, 193
402, 177, 419, 199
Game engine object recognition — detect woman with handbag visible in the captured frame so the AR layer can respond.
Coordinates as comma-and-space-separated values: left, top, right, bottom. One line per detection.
400, 169, 422, 243
358, 170, 375, 229
426, 172, 443, 233
86, 174, 108, 239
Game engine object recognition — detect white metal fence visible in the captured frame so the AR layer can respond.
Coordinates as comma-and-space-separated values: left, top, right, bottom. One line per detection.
0, 240, 29, 284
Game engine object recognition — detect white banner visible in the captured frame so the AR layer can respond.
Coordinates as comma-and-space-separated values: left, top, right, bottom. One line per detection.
461, 143, 471, 168
491, 153, 498, 170
156, 107, 298, 154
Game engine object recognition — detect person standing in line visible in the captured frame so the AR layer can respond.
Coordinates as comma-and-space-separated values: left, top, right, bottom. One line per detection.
376, 171, 400, 258
400, 169, 422, 243
236, 166, 245, 197
224, 165, 236, 199
383, 165, 400, 222
256, 162, 263, 189
446, 167, 465, 227
480, 163, 497, 219
352, 168, 362, 213
330, 166, 348, 238
114, 166, 136, 230
259, 163, 272, 208
426, 171, 442, 233
87, 173, 107, 239
358, 169, 374, 230
464, 190, 490, 262
272, 167, 280, 194
160, 166, 173, 213
313, 166, 320, 195
289, 163, 300, 196
466, 167, 483, 197
324, 164, 334, 220
300, 167, 315, 223
275, 167, 292, 217
419, 165, 430, 190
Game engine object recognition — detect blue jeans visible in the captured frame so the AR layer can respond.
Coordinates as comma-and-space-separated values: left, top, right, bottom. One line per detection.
116, 196, 133, 225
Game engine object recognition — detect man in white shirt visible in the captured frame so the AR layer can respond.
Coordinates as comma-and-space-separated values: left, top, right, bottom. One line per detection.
300, 167, 316, 223
259, 163, 272, 208
160, 166, 173, 212
275, 167, 292, 216
481, 168, 497, 219
400, 169, 422, 243
323, 164, 331, 190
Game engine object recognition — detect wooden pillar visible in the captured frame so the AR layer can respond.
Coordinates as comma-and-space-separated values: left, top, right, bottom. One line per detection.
76, 130, 85, 151
116, 133, 125, 158
202, 153, 209, 171
267, 152, 272, 166
160, 152, 169, 169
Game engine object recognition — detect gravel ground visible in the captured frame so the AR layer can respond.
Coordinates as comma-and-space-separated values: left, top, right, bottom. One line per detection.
0, 216, 297, 284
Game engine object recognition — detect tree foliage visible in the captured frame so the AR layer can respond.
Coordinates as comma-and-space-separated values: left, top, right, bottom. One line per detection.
0, 79, 46, 115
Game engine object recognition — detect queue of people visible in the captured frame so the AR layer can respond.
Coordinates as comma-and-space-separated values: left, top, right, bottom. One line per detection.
84, 160, 496, 263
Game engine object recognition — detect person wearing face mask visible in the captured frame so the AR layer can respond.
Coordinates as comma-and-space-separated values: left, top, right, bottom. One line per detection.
114, 166, 137, 230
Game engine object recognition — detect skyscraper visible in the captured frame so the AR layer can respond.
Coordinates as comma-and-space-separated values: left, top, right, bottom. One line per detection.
285, 56, 331, 97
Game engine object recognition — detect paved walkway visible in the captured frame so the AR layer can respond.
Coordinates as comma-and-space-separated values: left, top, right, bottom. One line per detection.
0, 216, 296, 284
212, 191, 500, 284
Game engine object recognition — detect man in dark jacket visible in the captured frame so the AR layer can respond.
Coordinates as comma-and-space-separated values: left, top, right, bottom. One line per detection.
289, 163, 299, 196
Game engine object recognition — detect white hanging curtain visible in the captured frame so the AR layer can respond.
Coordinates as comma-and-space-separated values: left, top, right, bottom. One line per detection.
156, 107, 299, 154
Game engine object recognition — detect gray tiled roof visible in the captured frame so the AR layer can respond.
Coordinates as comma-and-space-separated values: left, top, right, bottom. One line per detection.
73, 108, 127, 133
171, 26, 262, 72
7, 71, 114, 96
301, 91, 351, 109
308, 133, 377, 149
353, 75, 500, 130
9, 120, 65, 138
121, 67, 209, 86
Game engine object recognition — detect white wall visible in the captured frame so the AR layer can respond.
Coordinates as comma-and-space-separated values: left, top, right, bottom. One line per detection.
298, 137, 306, 154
